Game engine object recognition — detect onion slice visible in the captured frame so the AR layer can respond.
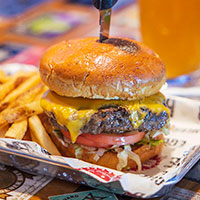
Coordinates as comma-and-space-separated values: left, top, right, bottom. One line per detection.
117, 149, 128, 171
127, 151, 142, 172
116, 145, 142, 171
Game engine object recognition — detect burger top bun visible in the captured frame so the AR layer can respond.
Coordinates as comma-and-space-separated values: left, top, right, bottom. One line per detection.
40, 37, 166, 100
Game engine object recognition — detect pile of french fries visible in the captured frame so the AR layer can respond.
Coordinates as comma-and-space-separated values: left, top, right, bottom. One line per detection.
0, 69, 61, 156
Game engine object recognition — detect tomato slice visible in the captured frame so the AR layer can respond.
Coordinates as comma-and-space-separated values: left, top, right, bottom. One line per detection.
61, 130, 145, 148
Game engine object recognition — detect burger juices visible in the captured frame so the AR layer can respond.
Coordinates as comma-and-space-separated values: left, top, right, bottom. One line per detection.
39, 37, 170, 171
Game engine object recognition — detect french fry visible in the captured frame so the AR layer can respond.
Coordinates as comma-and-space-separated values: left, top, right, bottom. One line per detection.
29, 115, 61, 156
0, 123, 9, 138
0, 74, 41, 111
0, 102, 9, 113
0, 114, 8, 127
3, 100, 43, 123
5, 119, 27, 140
3, 74, 40, 102
0, 70, 35, 84
8, 83, 45, 108
0, 76, 25, 101
34, 85, 48, 100
23, 128, 31, 141
12, 71, 37, 79
0, 70, 9, 83
0, 80, 15, 101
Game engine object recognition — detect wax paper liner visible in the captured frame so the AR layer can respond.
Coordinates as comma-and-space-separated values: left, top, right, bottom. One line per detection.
0, 64, 199, 198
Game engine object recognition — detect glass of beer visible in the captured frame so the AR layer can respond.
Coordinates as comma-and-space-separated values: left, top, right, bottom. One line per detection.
139, 0, 200, 79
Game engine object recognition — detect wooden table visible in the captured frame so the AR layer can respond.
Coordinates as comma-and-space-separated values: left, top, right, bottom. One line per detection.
29, 177, 200, 200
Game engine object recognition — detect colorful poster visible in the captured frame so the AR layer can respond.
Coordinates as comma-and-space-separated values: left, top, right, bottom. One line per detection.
12, 11, 89, 39
0, 0, 49, 17
0, 42, 28, 63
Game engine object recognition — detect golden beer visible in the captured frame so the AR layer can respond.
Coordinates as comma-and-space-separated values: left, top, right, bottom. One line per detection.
139, 0, 200, 78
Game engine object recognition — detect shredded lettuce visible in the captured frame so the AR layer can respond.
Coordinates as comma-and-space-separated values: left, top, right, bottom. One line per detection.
150, 124, 170, 138
137, 137, 164, 146
150, 139, 165, 146
162, 125, 170, 136
74, 145, 83, 159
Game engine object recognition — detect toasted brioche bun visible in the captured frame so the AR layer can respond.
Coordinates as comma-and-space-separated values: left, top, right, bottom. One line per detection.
40, 37, 166, 100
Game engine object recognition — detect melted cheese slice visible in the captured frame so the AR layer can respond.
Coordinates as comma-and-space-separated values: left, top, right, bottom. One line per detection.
41, 91, 169, 143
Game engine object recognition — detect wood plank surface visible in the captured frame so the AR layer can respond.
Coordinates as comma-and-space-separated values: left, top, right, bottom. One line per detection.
29, 178, 200, 200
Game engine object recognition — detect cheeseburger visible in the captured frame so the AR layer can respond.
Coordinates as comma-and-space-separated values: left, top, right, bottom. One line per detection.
39, 37, 170, 171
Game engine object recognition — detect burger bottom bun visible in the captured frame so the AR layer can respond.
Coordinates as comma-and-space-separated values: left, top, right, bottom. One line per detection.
43, 120, 164, 171
40, 113, 164, 171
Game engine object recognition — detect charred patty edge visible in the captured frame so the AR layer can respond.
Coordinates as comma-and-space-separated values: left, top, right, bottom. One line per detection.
45, 104, 169, 135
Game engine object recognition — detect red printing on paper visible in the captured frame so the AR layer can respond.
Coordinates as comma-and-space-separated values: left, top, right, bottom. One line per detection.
77, 167, 120, 181
142, 156, 161, 170
130, 156, 161, 172
77, 156, 161, 181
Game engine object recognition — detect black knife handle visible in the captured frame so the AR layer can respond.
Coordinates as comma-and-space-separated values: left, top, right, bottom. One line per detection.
92, 0, 118, 10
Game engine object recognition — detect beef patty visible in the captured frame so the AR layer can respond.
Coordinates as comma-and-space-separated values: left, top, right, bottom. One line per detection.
48, 105, 169, 135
